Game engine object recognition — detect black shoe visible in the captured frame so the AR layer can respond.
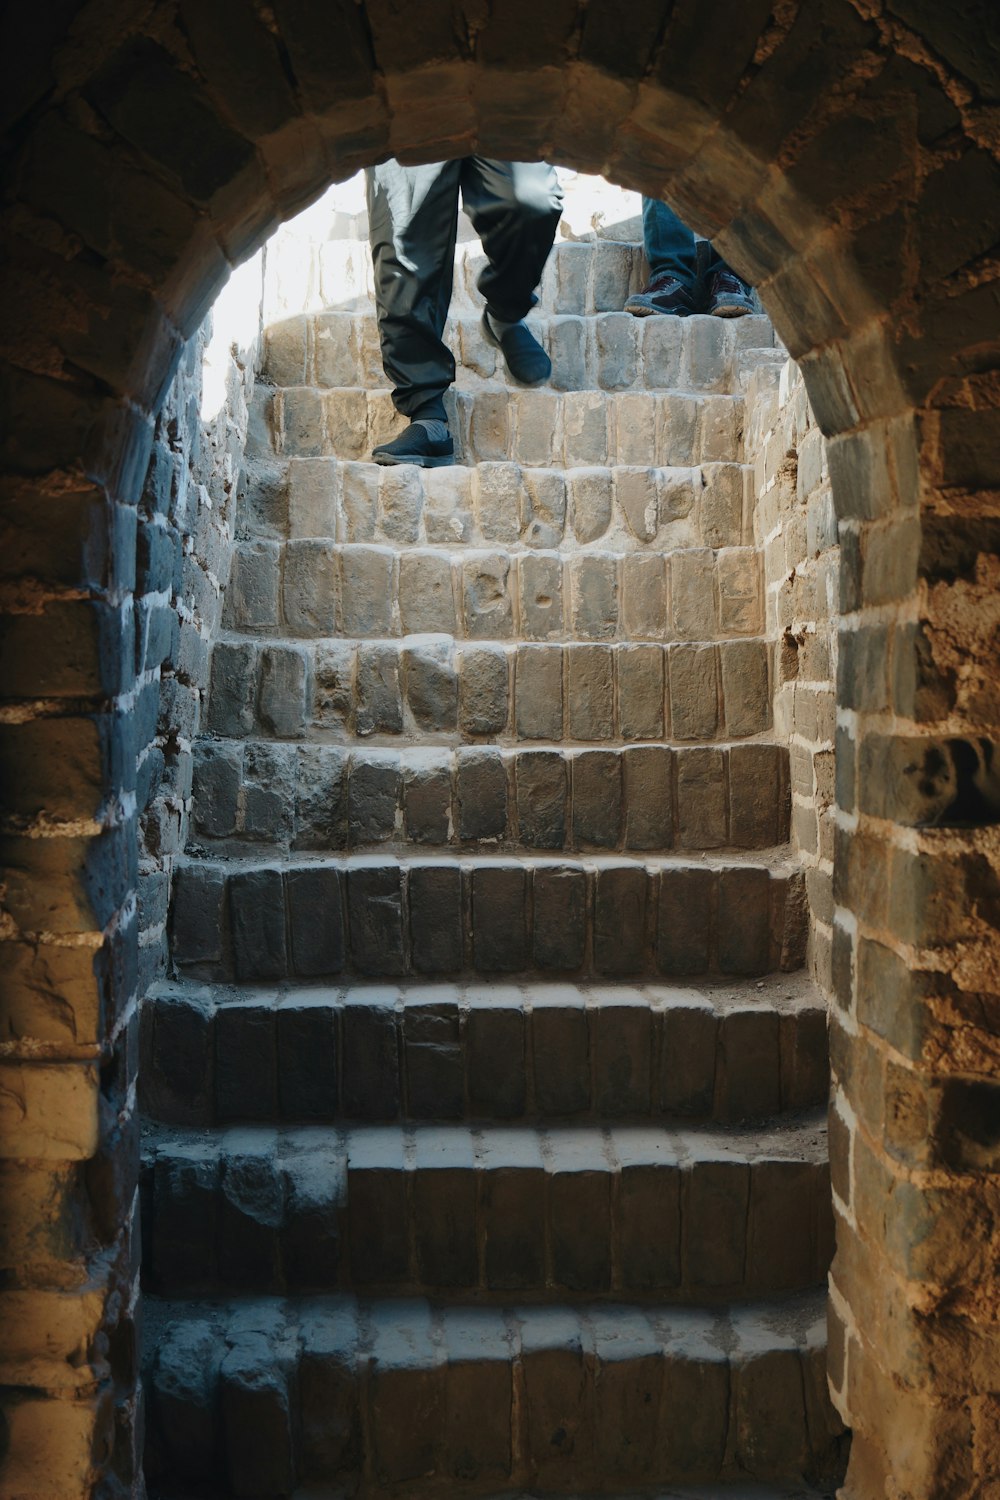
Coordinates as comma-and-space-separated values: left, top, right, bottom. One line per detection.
372, 423, 455, 467
707, 269, 755, 318
481, 311, 551, 385
624, 273, 699, 317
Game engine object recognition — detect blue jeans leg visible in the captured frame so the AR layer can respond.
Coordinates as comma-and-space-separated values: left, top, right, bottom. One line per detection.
642, 197, 732, 285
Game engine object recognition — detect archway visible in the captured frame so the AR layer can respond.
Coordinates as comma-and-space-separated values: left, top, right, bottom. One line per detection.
2, 5, 999, 1496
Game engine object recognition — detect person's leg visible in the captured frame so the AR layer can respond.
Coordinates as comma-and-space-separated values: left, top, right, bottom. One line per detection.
625, 197, 702, 316
366, 159, 461, 423
461, 159, 563, 322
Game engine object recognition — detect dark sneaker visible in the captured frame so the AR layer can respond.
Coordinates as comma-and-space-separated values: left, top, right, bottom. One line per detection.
481, 311, 551, 385
624, 273, 699, 317
707, 269, 755, 317
372, 423, 454, 467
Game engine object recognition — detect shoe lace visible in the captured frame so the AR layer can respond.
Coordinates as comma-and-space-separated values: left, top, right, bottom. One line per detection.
712, 270, 750, 295
646, 272, 685, 295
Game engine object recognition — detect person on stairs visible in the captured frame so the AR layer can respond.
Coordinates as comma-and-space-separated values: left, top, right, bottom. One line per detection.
625, 196, 755, 318
366, 158, 564, 468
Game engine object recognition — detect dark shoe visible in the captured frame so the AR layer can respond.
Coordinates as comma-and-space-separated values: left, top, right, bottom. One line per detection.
707, 269, 755, 318
372, 423, 454, 467
481, 311, 551, 385
624, 273, 699, 317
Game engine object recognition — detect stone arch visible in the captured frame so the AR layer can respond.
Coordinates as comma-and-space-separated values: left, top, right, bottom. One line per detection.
2, 5, 999, 1496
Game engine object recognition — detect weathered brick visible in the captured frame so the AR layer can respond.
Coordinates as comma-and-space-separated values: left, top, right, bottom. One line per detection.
676, 747, 727, 849
462, 551, 513, 638
340, 546, 394, 635
657, 867, 714, 975
533, 865, 587, 971
282, 539, 337, 636
347, 863, 406, 975
458, 645, 509, 736
567, 644, 613, 740
515, 645, 564, 740
621, 553, 667, 639
568, 467, 613, 541
258, 646, 307, 738
456, 749, 508, 841
408, 863, 464, 973
403, 638, 458, 731
618, 644, 665, 740
398, 551, 456, 635
230, 867, 287, 980
593, 867, 648, 975
623, 745, 673, 850
340, 988, 399, 1118
515, 751, 567, 849
668, 644, 719, 740
518, 552, 564, 640
472, 864, 528, 971
357, 643, 402, 735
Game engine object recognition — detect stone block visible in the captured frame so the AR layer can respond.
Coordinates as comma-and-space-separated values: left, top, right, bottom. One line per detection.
378, 466, 423, 544
554, 243, 589, 314
281, 1150, 342, 1287
531, 987, 590, 1112
473, 465, 524, 549
403, 637, 458, 731
657, 393, 698, 466
563, 393, 609, 467
730, 743, 785, 847
521, 1310, 592, 1486
699, 394, 743, 463
548, 315, 587, 391
225, 542, 279, 631
403, 756, 452, 845
456, 749, 508, 841
618, 644, 665, 740
515, 751, 567, 849
596, 312, 638, 390
298, 1306, 360, 1475
642, 314, 683, 387
398, 551, 456, 635
522, 469, 567, 547
572, 750, 621, 848
676, 747, 727, 849
717, 548, 762, 634
717, 867, 772, 975
472, 864, 527, 971
356, 643, 402, 735
276, 999, 338, 1118
215, 1001, 277, 1121
217, 1148, 283, 1288
340, 988, 400, 1119
685, 315, 729, 390
240, 742, 295, 846
327, 389, 369, 459
287, 865, 346, 977
480, 1132, 546, 1289
412, 1132, 477, 1284
152, 1319, 222, 1479
670, 548, 717, 640
700, 462, 746, 547
592, 241, 633, 311
257, 646, 307, 738
191, 741, 240, 839
313, 641, 355, 730
466, 995, 527, 1117
423, 466, 473, 543
717, 1008, 782, 1122
409, 863, 464, 973
230, 867, 287, 980
339, 546, 394, 635
668, 644, 719, 740
207, 642, 257, 737
684, 1158, 750, 1287
616, 466, 658, 542
440, 1308, 512, 1481
515, 645, 563, 740
280, 386, 326, 457
404, 994, 464, 1120
532, 866, 587, 972
616, 1144, 682, 1289
721, 639, 771, 737
570, 553, 619, 640
339, 461, 379, 541
614, 392, 658, 465
513, 391, 558, 466
282, 539, 337, 636
549, 1148, 612, 1290
147, 989, 213, 1126
348, 753, 401, 845
623, 745, 673, 850
593, 866, 648, 974
458, 646, 509, 736
568, 467, 612, 541
294, 745, 348, 850
462, 551, 512, 638
347, 863, 406, 975
518, 552, 564, 640
469, 389, 510, 461
660, 1000, 717, 1115
657, 867, 714, 976
348, 1134, 408, 1286
567, 644, 613, 740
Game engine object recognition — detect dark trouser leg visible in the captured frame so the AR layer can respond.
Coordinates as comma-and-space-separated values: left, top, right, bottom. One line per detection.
366, 160, 461, 422
641, 196, 700, 285
460, 159, 563, 323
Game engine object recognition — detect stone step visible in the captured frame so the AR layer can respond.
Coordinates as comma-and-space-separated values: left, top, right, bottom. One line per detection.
254, 384, 745, 469
169, 852, 807, 985
143, 1290, 845, 1495
206, 635, 775, 746
140, 973, 829, 1130
190, 739, 790, 858
221, 538, 763, 645
264, 309, 777, 398
244, 457, 753, 554
142, 1114, 832, 1302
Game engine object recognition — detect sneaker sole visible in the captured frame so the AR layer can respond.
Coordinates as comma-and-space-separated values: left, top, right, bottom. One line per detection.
710, 301, 755, 318
624, 300, 692, 318
372, 452, 455, 468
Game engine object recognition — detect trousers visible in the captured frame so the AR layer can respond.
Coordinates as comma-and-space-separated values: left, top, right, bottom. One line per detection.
366, 158, 563, 422
642, 196, 728, 285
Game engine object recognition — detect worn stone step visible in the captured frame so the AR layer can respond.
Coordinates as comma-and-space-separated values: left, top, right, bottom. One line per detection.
221, 537, 762, 646
190, 739, 790, 857
140, 972, 829, 1131
142, 1114, 832, 1301
254, 384, 745, 468
243, 457, 753, 553
143, 1290, 845, 1495
169, 852, 807, 985
264, 309, 777, 398
206, 634, 775, 746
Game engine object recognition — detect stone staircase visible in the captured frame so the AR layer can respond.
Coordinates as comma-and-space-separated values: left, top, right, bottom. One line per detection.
141, 222, 846, 1497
